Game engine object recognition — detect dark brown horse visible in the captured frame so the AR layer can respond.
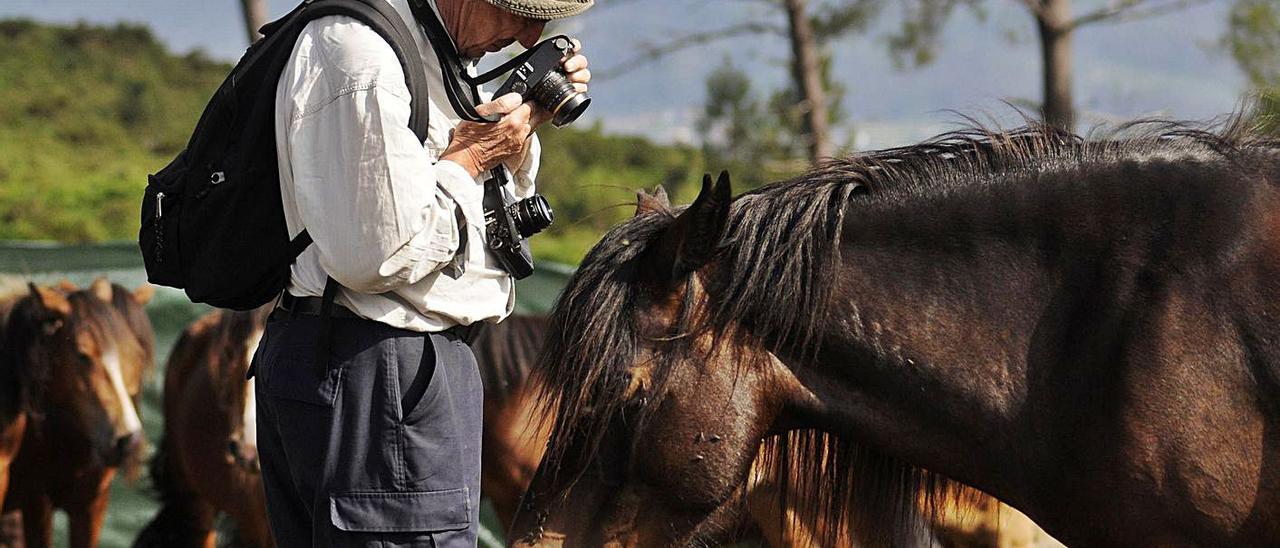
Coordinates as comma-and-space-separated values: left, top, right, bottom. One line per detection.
512, 120, 1280, 547
2, 282, 149, 547
0, 294, 27, 514
134, 306, 272, 548
481, 313, 1052, 546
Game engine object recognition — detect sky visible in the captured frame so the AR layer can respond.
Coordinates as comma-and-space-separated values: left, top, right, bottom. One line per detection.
0, 0, 1250, 149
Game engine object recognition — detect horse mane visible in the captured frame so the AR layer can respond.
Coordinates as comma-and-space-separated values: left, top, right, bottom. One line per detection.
202, 307, 271, 404
473, 314, 547, 401
110, 282, 157, 374
533, 115, 1278, 546
2, 292, 57, 417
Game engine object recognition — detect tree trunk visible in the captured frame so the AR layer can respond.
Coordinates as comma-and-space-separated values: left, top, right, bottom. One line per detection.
783, 0, 832, 162
240, 0, 268, 44
1036, 0, 1074, 130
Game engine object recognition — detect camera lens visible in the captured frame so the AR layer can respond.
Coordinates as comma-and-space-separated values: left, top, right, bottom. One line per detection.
530, 70, 591, 127
507, 195, 555, 237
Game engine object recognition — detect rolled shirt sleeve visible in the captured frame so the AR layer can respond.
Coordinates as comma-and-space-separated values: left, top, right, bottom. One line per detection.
283, 17, 483, 294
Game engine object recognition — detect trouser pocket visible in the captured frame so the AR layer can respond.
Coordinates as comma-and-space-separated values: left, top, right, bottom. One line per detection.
329, 488, 472, 547
394, 333, 482, 489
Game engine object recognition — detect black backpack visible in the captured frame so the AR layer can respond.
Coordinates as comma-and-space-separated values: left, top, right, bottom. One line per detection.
139, 0, 429, 310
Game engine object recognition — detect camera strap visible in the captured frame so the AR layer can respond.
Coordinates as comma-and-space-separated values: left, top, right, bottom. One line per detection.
406, 0, 553, 124
407, 0, 493, 123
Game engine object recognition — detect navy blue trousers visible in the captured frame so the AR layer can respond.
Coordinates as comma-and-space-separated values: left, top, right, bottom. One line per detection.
252, 311, 482, 547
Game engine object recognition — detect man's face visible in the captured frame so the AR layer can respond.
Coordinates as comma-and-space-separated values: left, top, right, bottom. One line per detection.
443, 0, 547, 59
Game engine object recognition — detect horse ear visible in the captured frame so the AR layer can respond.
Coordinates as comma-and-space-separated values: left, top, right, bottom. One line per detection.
653, 171, 732, 281
89, 277, 113, 303
28, 283, 71, 317
634, 186, 672, 217
56, 279, 78, 292
132, 283, 155, 305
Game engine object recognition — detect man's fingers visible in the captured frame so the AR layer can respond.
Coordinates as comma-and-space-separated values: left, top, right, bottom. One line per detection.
567, 68, 590, 85
529, 102, 553, 126
505, 102, 534, 125
570, 38, 582, 54
475, 92, 523, 117
563, 54, 588, 74
572, 83, 588, 94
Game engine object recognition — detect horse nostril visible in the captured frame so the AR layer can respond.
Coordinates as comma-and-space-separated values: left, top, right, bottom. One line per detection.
115, 432, 143, 456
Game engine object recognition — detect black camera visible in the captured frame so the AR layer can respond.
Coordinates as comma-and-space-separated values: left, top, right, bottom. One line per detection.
482, 176, 554, 280
506, 194, 554, 238
493, 35, 591, 127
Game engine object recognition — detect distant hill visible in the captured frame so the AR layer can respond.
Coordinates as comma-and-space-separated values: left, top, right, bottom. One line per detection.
0, 19, 715, 264
0, 19, 226, 241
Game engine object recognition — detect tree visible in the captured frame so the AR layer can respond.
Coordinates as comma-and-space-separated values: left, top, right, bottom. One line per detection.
783, 0, 833, 159
601, 0, 879, 165
893, 0, 1211, 130
240, 0, 268, 44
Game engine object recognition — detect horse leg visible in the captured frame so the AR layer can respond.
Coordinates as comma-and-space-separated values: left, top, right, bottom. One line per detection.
65, 488, 110, 548
0, 510, 24, 548
18, 496, 51, 548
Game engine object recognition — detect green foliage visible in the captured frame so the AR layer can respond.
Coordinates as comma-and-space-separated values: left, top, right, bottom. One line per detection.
1226, 0, 1280, 88
0, 19, 227, 242
886, 0, 983, 69
1225, 0, 1280, 134
696, 58, 840, 190
533, 123, 706, 264
0, 19, 710, 264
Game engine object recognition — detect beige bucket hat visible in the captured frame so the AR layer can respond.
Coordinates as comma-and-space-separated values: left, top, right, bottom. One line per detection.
484, 0, 593, 20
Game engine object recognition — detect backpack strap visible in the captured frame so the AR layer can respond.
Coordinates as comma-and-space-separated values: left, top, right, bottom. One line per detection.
303, 0, 430, 142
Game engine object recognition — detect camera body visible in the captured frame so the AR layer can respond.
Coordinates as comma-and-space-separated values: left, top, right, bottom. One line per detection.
493, 35, 591, 127
483, 174, 554, 280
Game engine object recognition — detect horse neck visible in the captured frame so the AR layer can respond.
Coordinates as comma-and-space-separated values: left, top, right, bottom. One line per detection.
784, 157, 1268, 512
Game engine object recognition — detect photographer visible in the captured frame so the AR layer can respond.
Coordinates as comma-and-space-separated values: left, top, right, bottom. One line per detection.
253, 0, 591, 546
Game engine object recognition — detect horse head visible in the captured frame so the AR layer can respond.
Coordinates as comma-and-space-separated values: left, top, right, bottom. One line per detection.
513, 174, 827, 546
7, 282, 148, 474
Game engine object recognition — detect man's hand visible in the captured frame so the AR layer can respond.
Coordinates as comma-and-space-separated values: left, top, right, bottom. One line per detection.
442, 41, 591, 178
441, 93, 533, 178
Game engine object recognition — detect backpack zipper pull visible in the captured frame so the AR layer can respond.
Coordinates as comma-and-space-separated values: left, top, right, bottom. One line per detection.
156, 192, 165, 219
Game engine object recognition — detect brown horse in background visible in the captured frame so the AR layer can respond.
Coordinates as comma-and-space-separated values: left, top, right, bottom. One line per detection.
134, 306, 272, 548
474, 315, 556, 530
2, 281, 149, 547
513, 122, 1280, 546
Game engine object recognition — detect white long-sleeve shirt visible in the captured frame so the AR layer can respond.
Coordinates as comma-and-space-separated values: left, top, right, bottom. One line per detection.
275, 0, 539, 332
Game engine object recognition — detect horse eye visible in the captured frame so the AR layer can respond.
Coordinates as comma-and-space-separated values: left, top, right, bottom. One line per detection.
76, 352, 93, 367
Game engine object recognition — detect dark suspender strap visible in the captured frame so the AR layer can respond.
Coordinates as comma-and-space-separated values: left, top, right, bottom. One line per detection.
406, 0, 497, 123
288, 230, 313, 258
315, 276, 340, 378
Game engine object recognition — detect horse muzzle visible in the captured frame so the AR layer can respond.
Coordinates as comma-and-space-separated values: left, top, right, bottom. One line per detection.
105, 431, 144, 466
227, 439, 261, 472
